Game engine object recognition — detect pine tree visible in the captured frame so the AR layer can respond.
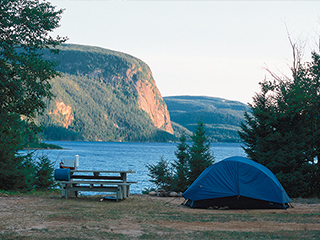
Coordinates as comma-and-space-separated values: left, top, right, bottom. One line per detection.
239, 46, 320, 197
146, 119, 214, 192
34, 155, 56, 190
239, 79, 315, 197
188, 119, 214, 184
171, 131, 190, 192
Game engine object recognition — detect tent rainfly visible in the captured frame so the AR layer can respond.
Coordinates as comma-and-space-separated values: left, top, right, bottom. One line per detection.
183, 156, 291, 209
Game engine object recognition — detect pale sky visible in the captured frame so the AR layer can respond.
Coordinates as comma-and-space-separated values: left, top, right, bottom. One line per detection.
50, 0, 320, 104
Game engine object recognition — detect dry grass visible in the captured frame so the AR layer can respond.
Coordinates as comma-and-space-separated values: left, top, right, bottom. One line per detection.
0, 193, 320, 239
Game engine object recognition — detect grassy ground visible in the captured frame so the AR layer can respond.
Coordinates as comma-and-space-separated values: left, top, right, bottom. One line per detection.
0, 192, 319, 239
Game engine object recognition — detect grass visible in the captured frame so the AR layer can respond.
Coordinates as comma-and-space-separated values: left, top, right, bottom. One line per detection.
0, 188, 61, 197
292, 197, 320, 204
0, 192, 319, 239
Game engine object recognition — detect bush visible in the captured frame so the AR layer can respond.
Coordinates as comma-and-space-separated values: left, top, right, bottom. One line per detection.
146, 157, 173, 191
34, 154, 56, 190
142, 187, 157, 194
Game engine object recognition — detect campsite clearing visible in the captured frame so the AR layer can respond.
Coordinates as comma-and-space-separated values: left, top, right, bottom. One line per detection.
0, 194, 319, 239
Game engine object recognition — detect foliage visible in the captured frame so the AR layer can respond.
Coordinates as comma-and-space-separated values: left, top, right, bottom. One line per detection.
43, 125, 84, 141
0, 0, 66, 191
0, 114, 33, 191
0, 152, 36, 192
147, 119, 214, 192
141, 187, 157, 194
188, 118, 215, 184
34, 154, 56, 189
21, 124, 63, 149
0, 0, 66, 119
164, 96, 249, 142
24, 141, 63, 150
239, 48, 320, 197
146, 157, 173, 191
171, 130, 190, 192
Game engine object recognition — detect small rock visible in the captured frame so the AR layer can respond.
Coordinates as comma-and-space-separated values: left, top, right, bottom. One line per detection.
169, 192, 178, 197
164, 191, 170, 197
148, 191, 156, 196
158, 191, 169, 197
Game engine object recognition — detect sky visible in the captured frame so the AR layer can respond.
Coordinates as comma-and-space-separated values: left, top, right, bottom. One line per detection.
50, 0, 320, 104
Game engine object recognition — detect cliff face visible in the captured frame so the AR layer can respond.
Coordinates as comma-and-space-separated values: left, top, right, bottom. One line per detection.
50, 102, 74, 128
136, 80, 173, 134
126, 64, 173, 134
42, 44, 173, 141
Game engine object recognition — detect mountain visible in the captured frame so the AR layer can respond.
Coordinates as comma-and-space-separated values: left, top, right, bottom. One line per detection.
163, 96, 250, 142
39, 44, 174, 142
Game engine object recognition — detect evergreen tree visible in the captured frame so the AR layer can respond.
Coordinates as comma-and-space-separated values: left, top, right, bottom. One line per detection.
239, 79, 315, 197
146, 119, 214, 192
188, 119, 214, 184
171, 131, 190, 192
34, 155, 56, 190
239, 46, 320, 197
303, 51, 320, 195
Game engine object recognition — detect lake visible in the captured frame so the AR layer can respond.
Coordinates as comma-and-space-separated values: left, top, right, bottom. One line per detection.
30, 141, 246, 194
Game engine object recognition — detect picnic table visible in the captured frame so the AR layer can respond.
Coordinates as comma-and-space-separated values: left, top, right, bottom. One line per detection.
58, 169, 137, 200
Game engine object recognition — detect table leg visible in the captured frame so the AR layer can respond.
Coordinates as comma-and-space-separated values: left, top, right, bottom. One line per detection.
121, 173, 128, 198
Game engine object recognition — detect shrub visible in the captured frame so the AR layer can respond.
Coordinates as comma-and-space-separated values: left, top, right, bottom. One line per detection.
146, 157, 173, 191
34, 154, 56, 190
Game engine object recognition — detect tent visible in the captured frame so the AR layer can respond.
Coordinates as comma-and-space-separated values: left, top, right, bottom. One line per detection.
183, 156, 291, 209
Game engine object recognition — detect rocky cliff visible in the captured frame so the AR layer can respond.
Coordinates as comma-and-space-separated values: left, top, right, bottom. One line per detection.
49, 101, 74, 128
124, 62, 173, 134
41, 44, 174, 141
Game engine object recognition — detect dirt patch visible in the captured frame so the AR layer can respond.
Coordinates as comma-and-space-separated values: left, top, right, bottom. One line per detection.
136, 195, 320, 232
154, 220, 320, 232
0, 195, 319, 239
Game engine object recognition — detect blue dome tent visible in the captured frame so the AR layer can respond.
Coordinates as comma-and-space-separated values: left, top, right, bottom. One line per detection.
183, 156, 291, 209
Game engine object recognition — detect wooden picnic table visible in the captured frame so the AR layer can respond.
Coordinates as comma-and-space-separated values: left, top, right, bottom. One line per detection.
59, 170, 137, 200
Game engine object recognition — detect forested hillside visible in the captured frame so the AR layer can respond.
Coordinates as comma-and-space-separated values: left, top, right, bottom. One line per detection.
38, 44, 174, 142
38, 44, 248, 142
164, 96, 250, 142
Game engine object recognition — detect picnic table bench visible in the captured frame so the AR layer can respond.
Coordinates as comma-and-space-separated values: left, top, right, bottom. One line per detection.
57, 169, 137, 200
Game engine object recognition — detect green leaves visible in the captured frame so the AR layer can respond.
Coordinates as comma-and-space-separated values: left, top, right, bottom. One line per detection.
0, 0, 67, 117
0, 0, 66, 191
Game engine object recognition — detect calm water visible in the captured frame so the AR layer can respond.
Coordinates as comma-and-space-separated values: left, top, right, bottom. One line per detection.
30, 141, 246, 194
